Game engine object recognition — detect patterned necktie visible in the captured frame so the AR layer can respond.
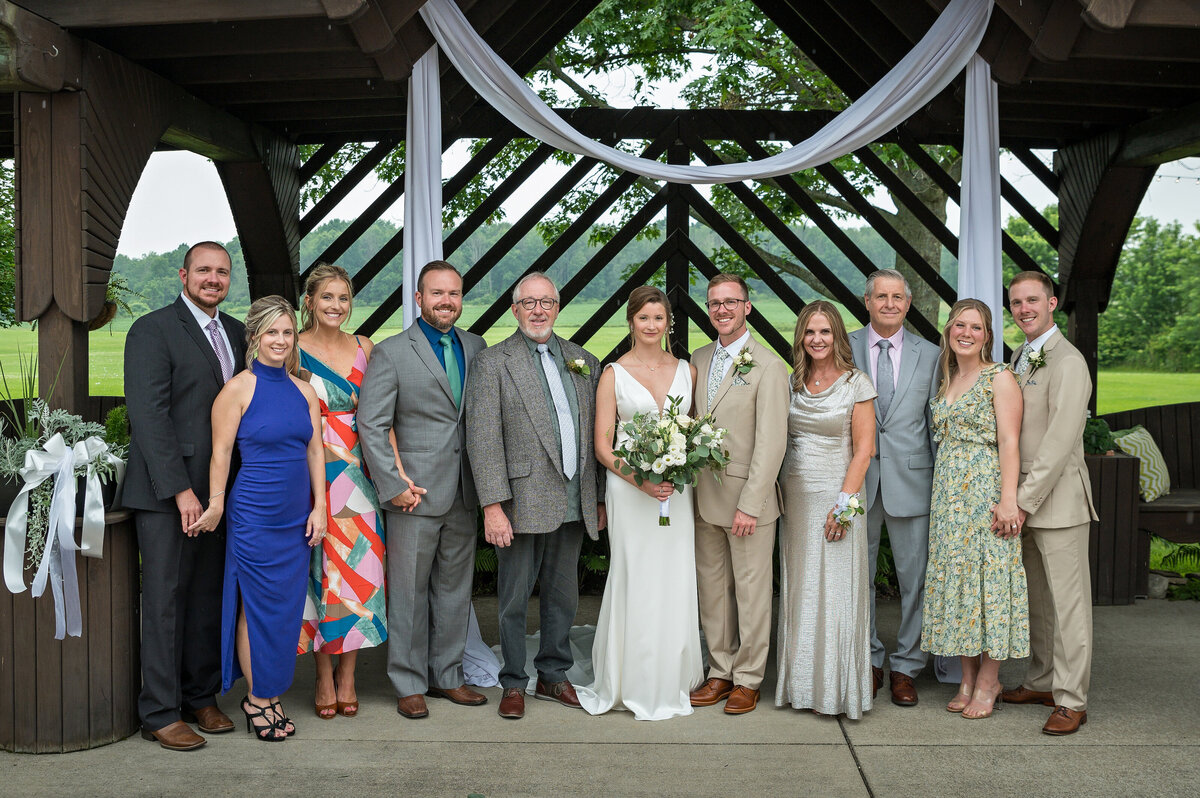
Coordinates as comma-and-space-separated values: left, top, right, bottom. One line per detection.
207, 319, 233, 383
440, 333, 462, 406
538, 343, 577, 480
708, 347, 730, 407
876, 340, 894, 418
1015, 342, 1033, 376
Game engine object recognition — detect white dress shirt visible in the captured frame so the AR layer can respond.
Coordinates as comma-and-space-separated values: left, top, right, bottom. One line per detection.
866, 325, 903, 390
180, 291, 235, 368
708, 329, 751, 388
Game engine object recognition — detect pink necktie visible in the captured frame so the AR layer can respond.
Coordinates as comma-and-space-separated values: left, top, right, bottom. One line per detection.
207, 319, 233, 383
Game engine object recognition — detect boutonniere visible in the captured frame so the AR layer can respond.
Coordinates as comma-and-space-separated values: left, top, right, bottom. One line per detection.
567, 358, 591, 377
733, 351, 755, 374
1026, 349, 1046, 376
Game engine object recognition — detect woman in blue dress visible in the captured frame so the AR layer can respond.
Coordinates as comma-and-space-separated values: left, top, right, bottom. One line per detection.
191, 295, 327, 741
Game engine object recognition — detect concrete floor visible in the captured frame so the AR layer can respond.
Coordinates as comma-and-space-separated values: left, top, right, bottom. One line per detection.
2, 596, 1198, 797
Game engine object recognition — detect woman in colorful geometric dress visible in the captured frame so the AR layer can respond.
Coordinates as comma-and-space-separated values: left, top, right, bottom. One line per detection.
921, 299, 1027, 721
296, 264, 422, 720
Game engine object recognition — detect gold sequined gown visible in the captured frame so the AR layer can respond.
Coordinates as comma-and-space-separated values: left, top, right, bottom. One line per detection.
775, 370, 876, 718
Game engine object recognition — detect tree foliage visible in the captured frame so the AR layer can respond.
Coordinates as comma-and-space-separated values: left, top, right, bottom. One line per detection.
0, 160, 15, 328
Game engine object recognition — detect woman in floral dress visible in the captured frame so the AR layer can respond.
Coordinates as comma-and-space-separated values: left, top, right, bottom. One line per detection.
297, 264, 421, 719
921, 299, 1027, 720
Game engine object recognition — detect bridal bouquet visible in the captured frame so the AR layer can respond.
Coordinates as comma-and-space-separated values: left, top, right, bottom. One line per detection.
611, 395, 729, 525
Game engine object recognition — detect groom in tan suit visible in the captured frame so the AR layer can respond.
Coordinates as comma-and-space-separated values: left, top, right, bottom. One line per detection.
689, 274, 790, 715
1000, 271, 1098, 736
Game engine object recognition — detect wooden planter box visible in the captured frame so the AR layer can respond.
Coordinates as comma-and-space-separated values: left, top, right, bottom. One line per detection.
1086, 452, 1145, 605
0, 511, 140, 752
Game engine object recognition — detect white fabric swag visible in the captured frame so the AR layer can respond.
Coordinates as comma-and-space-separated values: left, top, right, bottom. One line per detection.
403, 0, 999, 329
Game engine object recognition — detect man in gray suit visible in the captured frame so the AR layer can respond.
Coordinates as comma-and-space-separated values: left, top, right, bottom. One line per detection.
848, 269, 940, 707
464, 272, 604, 720
358, 260, 488, 720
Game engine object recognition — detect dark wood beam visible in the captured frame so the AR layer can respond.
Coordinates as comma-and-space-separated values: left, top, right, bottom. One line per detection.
1009, 146, 1059, 192
1114, 100, 1200, 166
1083, 0, 1200, 30
1071, 25, 1200, 62
1030, 0, 1086, 62
325, 0, 427, 82
0, 0, 81, 91
299, 137, 400, 236
1023, 58, 1198, 88
144, 52, 379, 85
80, 18, 358, 59
15, 1, 329, 28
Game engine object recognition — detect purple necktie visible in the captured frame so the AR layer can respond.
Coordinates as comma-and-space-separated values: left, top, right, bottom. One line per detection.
207, 319, 233, 383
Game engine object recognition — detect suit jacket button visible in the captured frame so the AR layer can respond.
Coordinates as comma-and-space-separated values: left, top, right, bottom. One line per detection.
879, 427, 885, 434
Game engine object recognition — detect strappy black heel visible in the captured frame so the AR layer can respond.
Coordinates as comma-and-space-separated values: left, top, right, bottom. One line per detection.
269, 700, 297, 736
241, 696, 286, 742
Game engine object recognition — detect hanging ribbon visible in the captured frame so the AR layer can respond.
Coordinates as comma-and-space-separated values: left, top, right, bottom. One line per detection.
3, 433, 125, 639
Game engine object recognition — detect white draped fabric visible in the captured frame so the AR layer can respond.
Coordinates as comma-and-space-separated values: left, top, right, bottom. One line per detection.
402, 46, 444, 330
958, 54, 1004, 359
405, 0, 1001, 326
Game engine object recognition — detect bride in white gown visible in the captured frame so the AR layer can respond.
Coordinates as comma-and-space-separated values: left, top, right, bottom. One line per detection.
576, 286, 704, 721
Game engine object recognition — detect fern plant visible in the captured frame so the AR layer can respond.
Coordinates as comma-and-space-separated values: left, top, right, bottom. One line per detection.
1149, 535, 1200, 577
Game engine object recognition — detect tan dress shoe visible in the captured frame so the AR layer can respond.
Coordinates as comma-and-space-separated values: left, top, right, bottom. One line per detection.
141, 720, 206, 751
690, 677, 734, 707
498, 687, 525, 719
427, 684, 488, 706
723, 686, 759, 715
535, 679, 582, 709
396, 694, 429, 719
182, 705, 235, 733
1043, 705, 1087, 735
889, 672, 918, 706
1000, 686, 1055, 706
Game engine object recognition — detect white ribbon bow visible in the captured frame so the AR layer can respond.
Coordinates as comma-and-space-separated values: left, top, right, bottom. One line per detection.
3, 434, 125, 639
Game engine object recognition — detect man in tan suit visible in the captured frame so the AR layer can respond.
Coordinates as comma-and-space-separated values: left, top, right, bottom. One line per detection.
1000, 271, 1098, 736
689, 274, 790, 715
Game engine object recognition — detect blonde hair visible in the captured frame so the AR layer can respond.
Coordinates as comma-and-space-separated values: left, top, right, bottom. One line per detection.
301, 263, 354, 332
244, 295, 300, 375
935, 298, 995, 400
626, 286, 672, 352
790, 301, 854, 391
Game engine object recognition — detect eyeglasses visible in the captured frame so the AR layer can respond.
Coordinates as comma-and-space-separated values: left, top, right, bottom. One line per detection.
516, 297, 559, 311
706, 298, 746, 312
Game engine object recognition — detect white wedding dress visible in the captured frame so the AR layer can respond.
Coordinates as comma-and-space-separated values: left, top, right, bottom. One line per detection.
576, 361, 704, 721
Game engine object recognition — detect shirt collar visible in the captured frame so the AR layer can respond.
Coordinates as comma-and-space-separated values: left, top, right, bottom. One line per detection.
1025, 325, 1058, 353
717, 329, 751, 359
522, 332, 560, 358
416, 316, 458, 347
180, 291, 219, 328
866, 324, 904, 350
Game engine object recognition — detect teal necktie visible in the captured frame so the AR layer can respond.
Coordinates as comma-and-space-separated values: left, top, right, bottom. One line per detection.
440, 333, 462, 406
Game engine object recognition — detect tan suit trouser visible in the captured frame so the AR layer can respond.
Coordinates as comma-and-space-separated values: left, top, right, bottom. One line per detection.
694, 517, 776, 690
1021, 521, 1092, 711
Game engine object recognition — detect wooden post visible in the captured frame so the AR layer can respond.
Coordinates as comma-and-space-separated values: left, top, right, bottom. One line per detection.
36, 305, 89, 415
666, 136, 690, 357
1067, 277, 1102, 416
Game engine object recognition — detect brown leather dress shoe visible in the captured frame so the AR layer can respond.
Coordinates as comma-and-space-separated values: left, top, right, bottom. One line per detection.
1000, 686, 1055, 706
535, 679, 582, 709
141, 720, 206, 751
181, 705, 234, 734
396, 694, 429, 719
427, 684, 488, 706
498, 687, 525, 719
889, 672, 918, 706
871, 667, 884, 700
723, 686, 760, 715
1042, 705, 1087, 735
690, 677, 735, 707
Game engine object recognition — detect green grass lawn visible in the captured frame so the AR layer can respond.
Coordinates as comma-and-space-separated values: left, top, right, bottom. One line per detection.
2, 299, 1196, 415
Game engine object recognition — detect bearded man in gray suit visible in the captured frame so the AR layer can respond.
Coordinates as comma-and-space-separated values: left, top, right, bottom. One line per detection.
464, 272, 604, 721
358, 260, 488, 720
848, 269, 940, 707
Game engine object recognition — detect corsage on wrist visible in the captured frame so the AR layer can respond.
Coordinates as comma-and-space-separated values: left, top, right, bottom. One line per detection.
833, 492, 863, 527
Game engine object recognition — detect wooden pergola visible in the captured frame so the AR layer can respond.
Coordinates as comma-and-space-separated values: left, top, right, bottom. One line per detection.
2, 0, 1199, 415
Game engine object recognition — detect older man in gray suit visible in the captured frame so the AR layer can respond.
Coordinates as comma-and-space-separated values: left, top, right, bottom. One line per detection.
359, 260, 488, 720
849, 269, 940, 707
464, 272, 604, 720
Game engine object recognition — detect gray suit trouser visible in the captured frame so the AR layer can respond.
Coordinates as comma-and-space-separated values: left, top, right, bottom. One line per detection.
385, 492, 477, 697
867, 500, 930, 677
496, 522, 584, 689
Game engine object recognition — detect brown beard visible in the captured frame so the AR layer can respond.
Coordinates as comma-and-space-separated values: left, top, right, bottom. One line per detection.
421, 304, 460, 332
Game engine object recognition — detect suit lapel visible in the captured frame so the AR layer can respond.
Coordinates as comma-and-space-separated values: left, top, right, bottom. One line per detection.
851, 330, 880, 423
886, 335, 921, 423
504, 335, 562, 469
175, 298, 225, 387
409, 325, 456, 406
710, 337, 751, 413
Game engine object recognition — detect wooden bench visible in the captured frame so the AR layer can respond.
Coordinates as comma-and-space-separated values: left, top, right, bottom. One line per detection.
1101, 402, 1200, 545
